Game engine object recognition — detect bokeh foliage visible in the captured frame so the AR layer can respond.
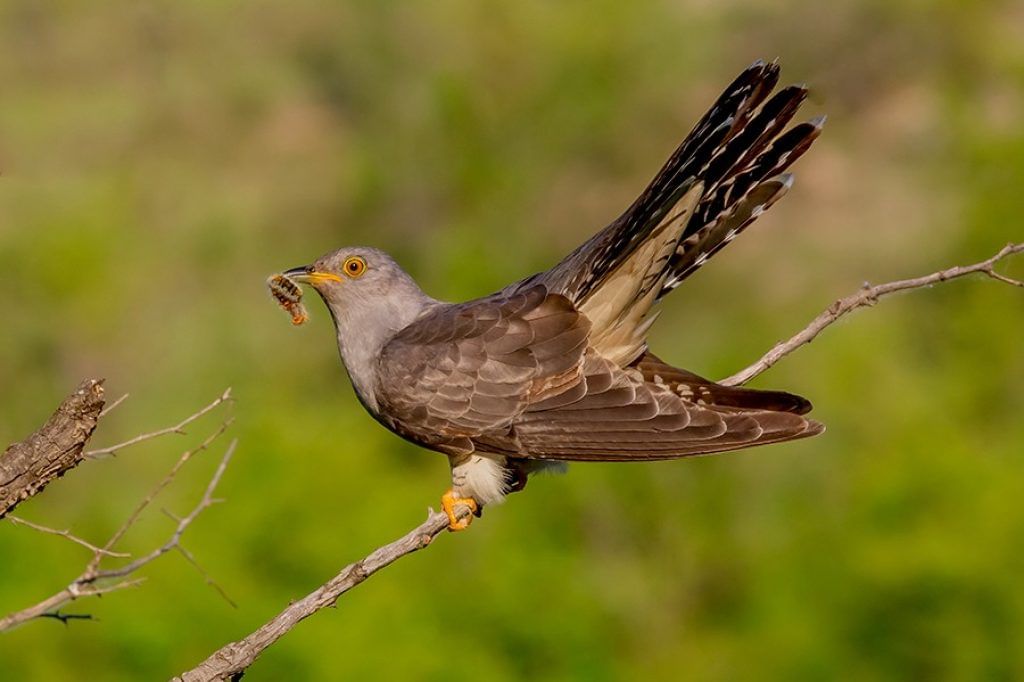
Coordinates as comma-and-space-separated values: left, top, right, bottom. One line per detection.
1, 1, 1022, 679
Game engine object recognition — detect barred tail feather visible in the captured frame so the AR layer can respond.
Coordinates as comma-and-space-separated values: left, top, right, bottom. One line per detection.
547, 60, 786, 305
660, 112, 825, 297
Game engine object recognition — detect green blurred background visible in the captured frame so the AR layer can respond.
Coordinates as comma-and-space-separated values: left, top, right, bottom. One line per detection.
2, 1, 1023, 679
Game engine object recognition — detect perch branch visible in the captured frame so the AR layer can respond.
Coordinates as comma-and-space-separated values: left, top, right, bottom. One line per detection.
0, 379, 105, 518
174, 506, 470, 682
720, 242, 1024, 386
177, 242, 1023, 681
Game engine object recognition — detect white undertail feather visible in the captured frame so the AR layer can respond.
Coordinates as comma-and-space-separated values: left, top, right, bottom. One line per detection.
580, 182, 704, 367
451, 454, 509, 506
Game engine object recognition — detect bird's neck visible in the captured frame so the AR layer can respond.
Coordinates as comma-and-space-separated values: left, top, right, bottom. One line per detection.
328, 290, 437, 412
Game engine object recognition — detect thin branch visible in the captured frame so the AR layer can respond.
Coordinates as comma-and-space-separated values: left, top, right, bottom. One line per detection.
6, 515, 130, 558
91, 418, 233, 567
175, 544, 238, 609
0, 440, 236, 633
90, 440, 235, 583
0, 578, 147, 631
174, 506, 470, 682
720, 242, 1024, 386
85, 388, 233, 458
98, 392, 130, 419
39, 611, 97, 625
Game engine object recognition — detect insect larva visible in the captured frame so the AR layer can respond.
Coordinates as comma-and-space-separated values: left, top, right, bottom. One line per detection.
267, 274, 309, 326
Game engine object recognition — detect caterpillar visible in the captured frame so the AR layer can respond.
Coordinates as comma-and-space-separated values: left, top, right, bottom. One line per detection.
267, 273, 308, 326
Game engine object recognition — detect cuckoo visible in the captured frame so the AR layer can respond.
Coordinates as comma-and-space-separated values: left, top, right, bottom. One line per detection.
272, 61, 825, 530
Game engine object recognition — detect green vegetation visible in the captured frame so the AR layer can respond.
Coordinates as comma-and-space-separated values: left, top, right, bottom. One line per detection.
1, 1, 1022, 679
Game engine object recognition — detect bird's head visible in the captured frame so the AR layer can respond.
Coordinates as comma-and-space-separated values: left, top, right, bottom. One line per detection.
283, 246, 434, 339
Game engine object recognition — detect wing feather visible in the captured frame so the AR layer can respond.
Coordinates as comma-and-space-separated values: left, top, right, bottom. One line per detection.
473, 352, 822, 461
376, 286, 592, 449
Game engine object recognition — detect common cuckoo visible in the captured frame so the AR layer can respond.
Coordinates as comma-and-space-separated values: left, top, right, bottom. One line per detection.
274, 61, 824, 530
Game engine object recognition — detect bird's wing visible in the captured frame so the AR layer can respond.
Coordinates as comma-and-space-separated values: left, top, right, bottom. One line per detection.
376, 285, 591, 448
473, 352, 823, 462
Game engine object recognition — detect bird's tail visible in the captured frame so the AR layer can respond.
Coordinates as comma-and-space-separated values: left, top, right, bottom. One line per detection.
657, 61, 824, 297
541, 60, 823, 368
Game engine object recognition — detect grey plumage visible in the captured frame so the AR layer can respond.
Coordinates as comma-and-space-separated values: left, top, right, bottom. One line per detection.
277, 60, 824, 528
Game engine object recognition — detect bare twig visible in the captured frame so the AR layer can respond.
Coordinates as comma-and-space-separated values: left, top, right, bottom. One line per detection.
98, 393, 130, 419
0, 441, 235, 633
174, 506, 468, 682
175, 544, 238, 609
39, 611, 97, 625
1, 385, 234, 629
0, 379, 105, 518
85, 388, 233, 458
90, 441, 235, 583
720, 242, 1024, 386
6, 515, 129, 558
89, 419, 233, 569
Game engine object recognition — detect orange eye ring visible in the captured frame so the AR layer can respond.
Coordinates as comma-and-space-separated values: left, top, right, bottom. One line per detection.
342, 256, 367, 278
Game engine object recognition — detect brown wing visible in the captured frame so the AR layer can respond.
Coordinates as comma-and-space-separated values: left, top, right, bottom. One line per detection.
474, 352, 823, 461
375, 286, 591, 451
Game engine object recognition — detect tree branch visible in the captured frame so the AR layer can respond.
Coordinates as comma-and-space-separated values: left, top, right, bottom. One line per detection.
85, 388, 233, 458
174, 507, 469, 682
0, 388, 235, 632
0, 379, 105, 518
0, 441, 235, 632
175, 242, 1023, 681
6, 515, 129, 558
720, 242, 1024, 386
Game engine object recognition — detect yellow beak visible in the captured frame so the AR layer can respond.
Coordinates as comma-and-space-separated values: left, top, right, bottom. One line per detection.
283, 266, 342, 286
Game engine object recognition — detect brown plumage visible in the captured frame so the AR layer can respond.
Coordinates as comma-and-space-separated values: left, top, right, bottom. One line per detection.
276, 60, 825, 528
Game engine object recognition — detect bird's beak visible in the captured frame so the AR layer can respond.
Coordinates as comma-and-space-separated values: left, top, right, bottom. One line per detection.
283, 266, 343, 287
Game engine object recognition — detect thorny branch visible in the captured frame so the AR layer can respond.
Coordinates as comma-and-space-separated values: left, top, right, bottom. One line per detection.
176, 242, 1023, 682
0, 390, 236, 632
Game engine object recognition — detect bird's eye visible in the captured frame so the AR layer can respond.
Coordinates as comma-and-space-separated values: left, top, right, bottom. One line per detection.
343, 256, 367, 278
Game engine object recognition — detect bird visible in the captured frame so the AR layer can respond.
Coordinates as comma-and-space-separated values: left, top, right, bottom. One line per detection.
277, 60, 825, 531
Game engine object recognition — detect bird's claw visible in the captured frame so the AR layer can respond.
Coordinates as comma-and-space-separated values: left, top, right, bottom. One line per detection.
442, 490, 478, 531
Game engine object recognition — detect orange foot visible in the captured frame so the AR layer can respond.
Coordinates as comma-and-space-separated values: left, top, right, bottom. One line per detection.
441, 490, 479, 531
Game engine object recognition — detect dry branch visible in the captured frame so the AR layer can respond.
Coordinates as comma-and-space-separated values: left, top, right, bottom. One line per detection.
0, 388, 235, 632
176, 241, 1023, 681
85, 388, 232, 458
174, 507, 468, 682
0, 441, 235, 632
720, 242, 1024, 386
0, 379, 105, 517
6, 515, 129, 558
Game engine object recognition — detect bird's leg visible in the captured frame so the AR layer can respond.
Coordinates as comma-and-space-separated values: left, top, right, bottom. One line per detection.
443, 452, 501, 531
441, 489, 478, 531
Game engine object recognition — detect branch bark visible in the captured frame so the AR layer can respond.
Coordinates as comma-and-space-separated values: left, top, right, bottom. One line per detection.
174, 241, 1024, 682
0, 379, 105, 518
